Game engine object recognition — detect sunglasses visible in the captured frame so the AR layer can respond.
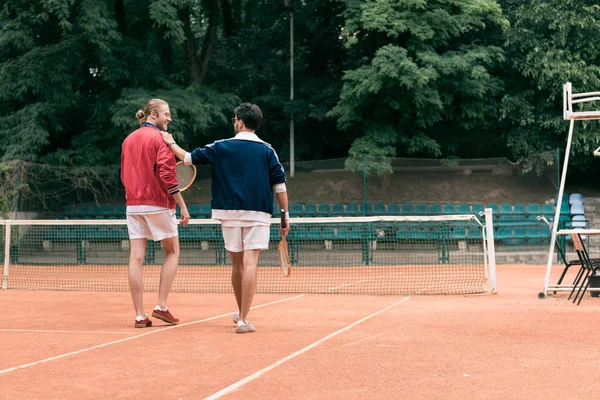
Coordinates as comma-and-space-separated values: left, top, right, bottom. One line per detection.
231, 117, 238, 124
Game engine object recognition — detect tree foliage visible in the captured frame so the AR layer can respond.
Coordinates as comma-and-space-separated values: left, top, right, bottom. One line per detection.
0, 0, 600, 181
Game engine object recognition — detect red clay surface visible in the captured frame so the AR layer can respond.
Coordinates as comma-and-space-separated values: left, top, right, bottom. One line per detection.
1, 264, 600, 399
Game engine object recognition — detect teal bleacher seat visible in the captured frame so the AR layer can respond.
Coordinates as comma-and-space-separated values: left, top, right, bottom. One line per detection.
400, 204, 414, 215
372, 203, 386, 215
471, 204, 485, 215
188, 205, 201, 218
73, 205, 90, 218
408, 227, 430, 240
200, 204, 211, 218
115, 205, 126, 218
499, 204, 513, 215
396, 227, 410, 240
560, 202, 570, 215
331, 203, 345, 217
337, 225, 365, 239
427, 204, 442, 215
414, 204, 427, 215
64, 205, 76, 217
496, 228, 512, 241
527, 228, 550, 245
99, 205, 114, 217
443, 204, 457, 214
513, 204, 527, 216
89, 205, 102, 217
304, 203, 317, 217
272, 206, 281, 217
457, 204, 471, 214
452, 227, 467, 239
387, 203, 401, 215
290, 203, 304, 217
541, 203, 555, 218
526, 204, 541, 216
507, 228, 527, 245
497, 215, 530, 227
557, 215, 570, 229
317, 204, 331, 217
359, 203, 373, 216
467, 228, 482, 240
345, 203, 359, 216
485, 204, 499, 215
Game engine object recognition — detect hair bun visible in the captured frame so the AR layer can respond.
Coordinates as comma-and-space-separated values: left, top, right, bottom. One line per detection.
136, 109, 146, 123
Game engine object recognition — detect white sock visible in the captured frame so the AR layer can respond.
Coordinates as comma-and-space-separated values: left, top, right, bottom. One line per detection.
154, 305, 168, 311
237, 321, 246, 327
136, 315, 147, 321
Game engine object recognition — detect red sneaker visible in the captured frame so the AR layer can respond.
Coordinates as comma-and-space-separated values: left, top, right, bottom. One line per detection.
152, 309, 179, 325
134, 317, 152, 328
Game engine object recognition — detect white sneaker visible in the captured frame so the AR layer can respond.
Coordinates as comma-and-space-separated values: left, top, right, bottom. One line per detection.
235, 320, 256, 334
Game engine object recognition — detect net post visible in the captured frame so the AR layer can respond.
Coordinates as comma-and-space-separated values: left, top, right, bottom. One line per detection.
484, 208, 497, 293
3, 222, 11, 289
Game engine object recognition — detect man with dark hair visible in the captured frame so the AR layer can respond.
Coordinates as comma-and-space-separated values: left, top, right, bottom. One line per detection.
161, 102, 290, 334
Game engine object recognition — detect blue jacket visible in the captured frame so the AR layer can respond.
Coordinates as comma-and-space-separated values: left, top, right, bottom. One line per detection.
187, 132, 286, 223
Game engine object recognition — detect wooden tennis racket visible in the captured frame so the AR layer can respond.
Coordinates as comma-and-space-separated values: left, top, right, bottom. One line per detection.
278, 209, 291, 277
176, 161, 197, 192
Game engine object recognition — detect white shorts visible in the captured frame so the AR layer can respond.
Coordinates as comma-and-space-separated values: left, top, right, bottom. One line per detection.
222, 225, 270, 252
126, 210, 178, 242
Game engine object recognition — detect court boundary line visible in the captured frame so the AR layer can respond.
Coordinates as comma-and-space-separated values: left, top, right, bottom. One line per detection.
0, 294, 304, 376
0, 329, 132, 335
204, 296, 410, 400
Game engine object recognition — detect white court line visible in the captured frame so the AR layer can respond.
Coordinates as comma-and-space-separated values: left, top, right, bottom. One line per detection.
204, 296, 410, 400
328, 279, 370, 290
0, 329, 131, 335
0, 294, 304, 376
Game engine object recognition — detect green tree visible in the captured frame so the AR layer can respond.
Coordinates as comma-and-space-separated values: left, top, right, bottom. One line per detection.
0, 0, 237, 166
329, 0, 508, 165
500, 0, 600, 169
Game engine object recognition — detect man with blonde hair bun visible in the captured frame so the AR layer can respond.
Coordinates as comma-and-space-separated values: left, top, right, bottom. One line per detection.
121, 98, 190, 328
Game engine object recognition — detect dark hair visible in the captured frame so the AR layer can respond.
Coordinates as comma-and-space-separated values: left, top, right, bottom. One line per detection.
234, 103, 263, 131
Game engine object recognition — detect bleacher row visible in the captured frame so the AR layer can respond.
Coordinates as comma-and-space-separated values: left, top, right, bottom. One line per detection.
63, 200, 581, 223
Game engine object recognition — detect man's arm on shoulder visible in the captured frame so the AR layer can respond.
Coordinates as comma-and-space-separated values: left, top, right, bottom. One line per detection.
161, 131, 214, 165
161, 131, 187, 161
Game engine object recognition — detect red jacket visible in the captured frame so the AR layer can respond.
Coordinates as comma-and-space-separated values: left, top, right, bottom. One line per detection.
121, 124, 179, 209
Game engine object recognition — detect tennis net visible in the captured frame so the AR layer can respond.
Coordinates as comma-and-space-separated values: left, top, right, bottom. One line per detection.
0, 213, 496, 295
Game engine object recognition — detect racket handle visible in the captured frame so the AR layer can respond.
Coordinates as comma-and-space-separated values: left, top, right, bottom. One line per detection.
280, 209, 287, 228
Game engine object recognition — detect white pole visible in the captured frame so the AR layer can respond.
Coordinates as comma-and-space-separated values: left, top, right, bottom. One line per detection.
289, 9, 295, 178
484, 208, 497, 293
3, 222, 11, 289
543, 119, 575, 296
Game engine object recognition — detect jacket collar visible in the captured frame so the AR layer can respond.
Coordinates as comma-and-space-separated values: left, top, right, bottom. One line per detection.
142, 121, 159, 131
233, 131, 265, 143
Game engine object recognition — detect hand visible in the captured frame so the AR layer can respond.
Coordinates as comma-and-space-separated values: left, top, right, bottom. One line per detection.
161, 130, 174, 145
280, 225, 290, 237
180, 208, 190, 226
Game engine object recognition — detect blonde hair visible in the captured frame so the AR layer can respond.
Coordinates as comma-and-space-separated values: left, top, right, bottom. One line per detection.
136, 99, 168, 124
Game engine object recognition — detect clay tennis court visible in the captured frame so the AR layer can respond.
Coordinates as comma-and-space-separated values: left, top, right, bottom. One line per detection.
1, 264, 599, 399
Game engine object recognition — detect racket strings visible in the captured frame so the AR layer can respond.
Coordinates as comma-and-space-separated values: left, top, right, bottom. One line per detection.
278, 241, 291, 276
176, 163, 196, 190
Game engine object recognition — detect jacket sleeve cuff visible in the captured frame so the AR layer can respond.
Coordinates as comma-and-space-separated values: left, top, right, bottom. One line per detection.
168, 184, 180, 195
274, 183, 287, 193
184, 152, 192, 165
